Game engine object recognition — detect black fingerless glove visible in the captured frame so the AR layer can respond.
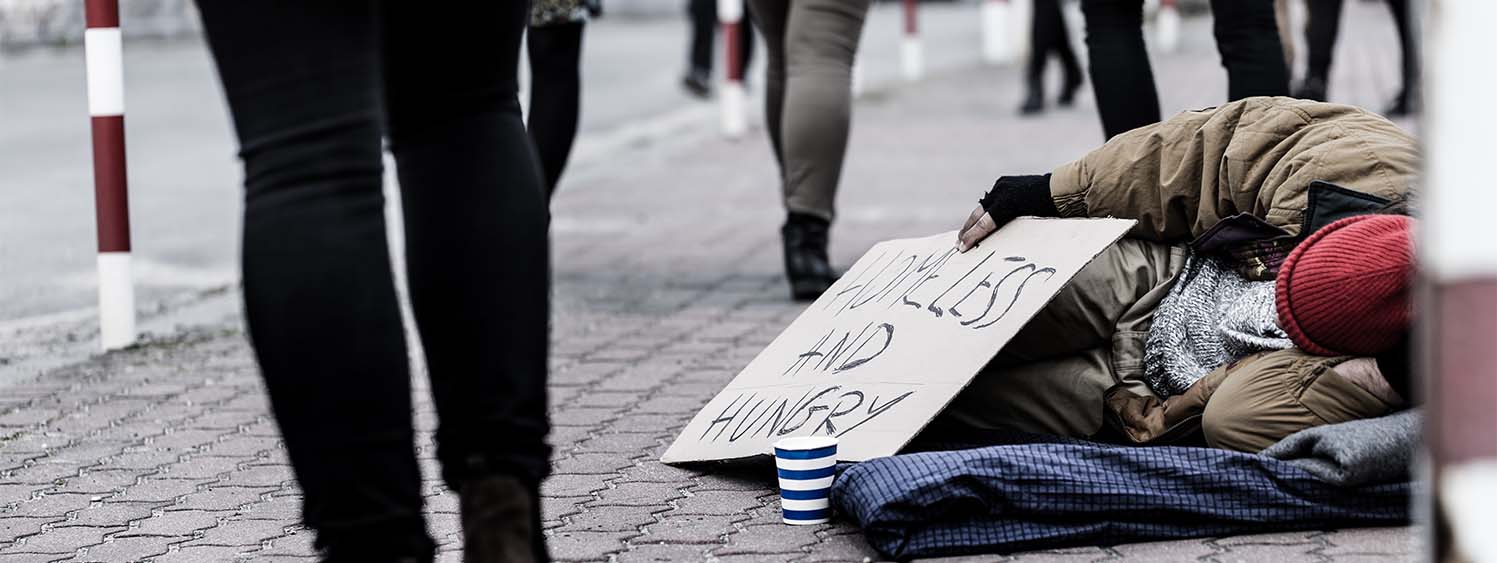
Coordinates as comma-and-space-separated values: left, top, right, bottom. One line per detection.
978, 174, 1059, 229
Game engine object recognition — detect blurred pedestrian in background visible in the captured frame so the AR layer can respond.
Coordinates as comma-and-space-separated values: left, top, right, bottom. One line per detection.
1082, 0, 1290, 138
195, 2, 552, 561
1021, 0, 1085, 115
749, 0, 872, 301
529, 0, 602, 196
685, 0, 755, 98
1294, 0, 1417, 116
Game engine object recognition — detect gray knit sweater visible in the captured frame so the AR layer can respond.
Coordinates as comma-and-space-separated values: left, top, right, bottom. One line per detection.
1143, 254, 1294, 397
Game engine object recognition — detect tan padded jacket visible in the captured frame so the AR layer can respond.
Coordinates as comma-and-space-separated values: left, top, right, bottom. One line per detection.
1049, 96, 1417, 243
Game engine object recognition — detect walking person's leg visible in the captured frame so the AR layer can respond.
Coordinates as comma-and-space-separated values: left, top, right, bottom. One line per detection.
194, 2, 432, 560
749, 0, 789, 172
383, 2, 552, 561
1384, 0, 1417, 115
1052, 2, 1084, 107
1021, 0, 1060, 115
527, 21, 586, 197
1296, 0, 1344, 100
685, 0, 716, 96
738, 0, 756, 79
1209, 0, 1290, 100
775, 0, 873, 300
1080, 0, 1159, 139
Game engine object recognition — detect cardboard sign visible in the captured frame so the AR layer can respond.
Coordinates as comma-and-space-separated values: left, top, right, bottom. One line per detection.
660, 218, 1136, 464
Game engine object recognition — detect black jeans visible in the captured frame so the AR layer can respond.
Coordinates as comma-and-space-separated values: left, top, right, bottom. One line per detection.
1082, 0, 1289, 138
1027, 0, 1082, 96
528, 21, 585, 196
1304, 0, 1415, 98
196, 2, 551, 560
690, 0, 754, 77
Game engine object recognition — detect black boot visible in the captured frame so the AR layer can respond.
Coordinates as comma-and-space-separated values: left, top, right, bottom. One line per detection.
1019, 87, 1044, 115
1384, 90, 1412, 117
1058, 68, 1083, 107
1294, 75, 1327, 101
459, 474, 548, 563
781, 213, 835, 301
681, 70, 711, 99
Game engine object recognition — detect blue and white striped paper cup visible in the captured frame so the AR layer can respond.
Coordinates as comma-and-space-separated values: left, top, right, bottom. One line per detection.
773, 436, 837, 525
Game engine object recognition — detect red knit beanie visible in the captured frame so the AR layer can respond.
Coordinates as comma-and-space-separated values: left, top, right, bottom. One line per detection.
1275, 214, 1414, 356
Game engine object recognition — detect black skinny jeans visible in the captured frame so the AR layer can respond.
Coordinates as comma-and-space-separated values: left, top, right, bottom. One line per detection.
1304, 0, 1414, 97
528, 21, 586, 196
1082, 0, 1289, 138
196, 2, 551, 560
1027, 0, 1082, 95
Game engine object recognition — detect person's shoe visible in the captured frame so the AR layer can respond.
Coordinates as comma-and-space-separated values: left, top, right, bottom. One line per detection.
1294, 75, 1327, 101
781, 213, 835, 301
682, 71, 711, 99
1384, 90, 1412, 117
1058, 70, 1083, 107
459, 474, 547, 563
1019, 88, 1044, 116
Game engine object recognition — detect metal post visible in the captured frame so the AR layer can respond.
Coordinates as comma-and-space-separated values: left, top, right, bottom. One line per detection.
84, 0, 136, 351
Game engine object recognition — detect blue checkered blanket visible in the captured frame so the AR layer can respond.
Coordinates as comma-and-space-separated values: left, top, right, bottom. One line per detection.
831, 439, 1409, 560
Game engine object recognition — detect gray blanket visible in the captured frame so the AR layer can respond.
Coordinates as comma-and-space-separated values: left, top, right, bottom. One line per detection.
1262, 409, 1420, 486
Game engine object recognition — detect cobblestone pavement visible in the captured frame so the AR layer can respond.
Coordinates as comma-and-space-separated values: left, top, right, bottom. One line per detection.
0, 3, 1419, 561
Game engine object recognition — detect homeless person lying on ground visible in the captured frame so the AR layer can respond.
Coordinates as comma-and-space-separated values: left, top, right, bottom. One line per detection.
943, 96, 1417, 452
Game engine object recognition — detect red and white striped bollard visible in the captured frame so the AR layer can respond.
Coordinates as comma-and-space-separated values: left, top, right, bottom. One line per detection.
84, 0, 136, 350
719, 0, 748, 138
901, 0, 923, 81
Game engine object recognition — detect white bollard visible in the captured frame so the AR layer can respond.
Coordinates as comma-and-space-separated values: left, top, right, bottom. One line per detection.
718, 0, 747, 138
1156, 0, 1181, 54
981, 0, 1012, 64
901, 0, 922, 81
721, 80, 747, 138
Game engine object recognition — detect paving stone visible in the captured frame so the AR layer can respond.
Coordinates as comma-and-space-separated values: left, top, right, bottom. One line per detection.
714, 522, 820, 556
52, 470, 140, 495
1, 524, 117, 555
151, 544, 253, 562
1097, 538, 1223, 561
801, 531, 884, 562
155, 456, 242, 480
616, 542, 715, 562
67, 535, 174, 561
1319, 528, 1415, 556
0, 516, 53, 542
112, 478, 206, 503
559, 504, 666, 533
541, 474, 615, 498
668, 490, 765, 516
542, 495, 592, 523
0, 553, 73, 563
552, 452, 639, 476
218, 465, 294, 488
636, 514, 741, 545
65, 502, 157, 527
590, 482, 687, 508
3, 493, 95, 519
1208, 542, 1323, 561
546, 530, 632, 562
171, 486, 273, 511
573, 433, 664, 454
117, 509, 220, 537
185, 518, 293, 547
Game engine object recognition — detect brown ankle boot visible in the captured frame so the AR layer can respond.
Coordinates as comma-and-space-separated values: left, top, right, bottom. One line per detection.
459, 475, 546, 563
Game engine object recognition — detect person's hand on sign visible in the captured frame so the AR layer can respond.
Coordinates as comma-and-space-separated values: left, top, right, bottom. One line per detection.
956, 175, 1059, 252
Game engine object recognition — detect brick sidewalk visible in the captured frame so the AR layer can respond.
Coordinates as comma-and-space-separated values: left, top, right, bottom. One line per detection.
1, 4, 1417, 561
